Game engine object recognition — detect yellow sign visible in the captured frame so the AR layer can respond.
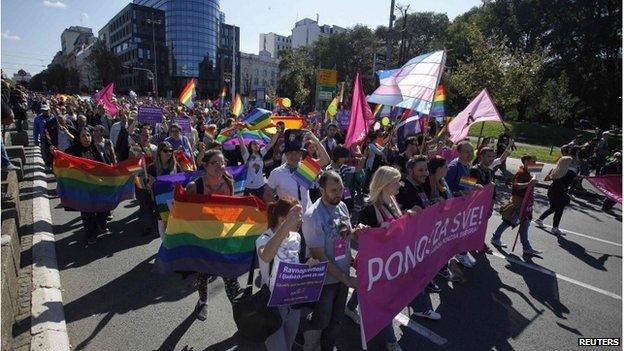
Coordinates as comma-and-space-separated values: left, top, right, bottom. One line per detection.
317, 69, 337, 85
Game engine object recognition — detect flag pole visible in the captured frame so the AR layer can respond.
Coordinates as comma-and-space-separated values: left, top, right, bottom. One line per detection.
477, 121, 485, 145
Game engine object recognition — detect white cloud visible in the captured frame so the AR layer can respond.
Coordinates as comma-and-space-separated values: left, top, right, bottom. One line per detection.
42, 0, 67, 8
1, 31, 20, 41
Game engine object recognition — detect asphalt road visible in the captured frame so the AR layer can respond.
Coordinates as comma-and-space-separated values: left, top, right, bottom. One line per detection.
47, 171, 622, 351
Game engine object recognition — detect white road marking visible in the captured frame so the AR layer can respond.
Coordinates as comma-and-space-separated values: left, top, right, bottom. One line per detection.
533, 221, 622, 247
490, 251, 622, 300
347, 289, 448, 346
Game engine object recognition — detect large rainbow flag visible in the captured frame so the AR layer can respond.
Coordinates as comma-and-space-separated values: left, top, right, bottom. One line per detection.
431, 84, 445, 117
179, 79, 197, 108
155, 185, 268, 278
241, 108, 272, 130
53, 150, 141, 212
231, 93, 243, 117
216, 129, 271, 147
154, 171, 204, 225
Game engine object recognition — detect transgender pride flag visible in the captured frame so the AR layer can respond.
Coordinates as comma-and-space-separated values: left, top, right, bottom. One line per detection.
368, 50, 446, 116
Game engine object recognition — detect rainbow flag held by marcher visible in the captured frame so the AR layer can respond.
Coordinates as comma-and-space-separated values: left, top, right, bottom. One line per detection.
292, 157, 321, 189
154, 171, 204, 225
526, 162, 544, 173
431, 84, 445, 117
155, 185, 268, 278
241, 108, 273, 130
219, 87, 227, 106
179, 79, 197, 108
231, 93, 243, 117
216, 129, 271, 147
226, 164, 247, 195
174, 150, 195, 172
53, 150, 141, 212
460, 176, 478, 188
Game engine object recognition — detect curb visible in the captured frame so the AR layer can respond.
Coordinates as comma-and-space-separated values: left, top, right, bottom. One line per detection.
29, 146, 70, 351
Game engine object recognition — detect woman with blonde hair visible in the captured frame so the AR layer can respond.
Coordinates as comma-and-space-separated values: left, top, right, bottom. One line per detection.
345, 165, 439, 351
535, 156, 576, 235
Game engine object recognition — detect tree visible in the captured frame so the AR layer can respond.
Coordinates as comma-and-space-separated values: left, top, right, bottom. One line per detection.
539, 73, 581, 127
277, 47, 316, 109
447, 25, 546, 120
87, 39, 121, 87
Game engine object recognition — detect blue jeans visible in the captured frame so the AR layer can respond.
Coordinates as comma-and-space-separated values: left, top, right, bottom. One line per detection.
493, 219, 532, 250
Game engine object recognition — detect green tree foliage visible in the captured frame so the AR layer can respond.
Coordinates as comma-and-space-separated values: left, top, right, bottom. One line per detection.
447, 25, 546, 120
87, 39, 121, 86
540, 73, 580, 127
277, 47, 316, 109
29, 64, 79, 93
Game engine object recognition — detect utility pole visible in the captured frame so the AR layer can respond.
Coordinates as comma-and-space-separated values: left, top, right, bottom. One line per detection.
231, 27, 236, 102
145, 13, 161, 96
396, 3, 410, 65
386, 0, 395, 66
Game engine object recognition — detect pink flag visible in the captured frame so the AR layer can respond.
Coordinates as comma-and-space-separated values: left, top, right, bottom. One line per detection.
344, 72, 372, 148
586, 175, 622, 203
356, 185, 494, 343
447, 89, 502, 143
93, 83, 120, 117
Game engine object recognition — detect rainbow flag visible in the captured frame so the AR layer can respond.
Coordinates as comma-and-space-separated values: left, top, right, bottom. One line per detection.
226, 164, 247, 195
231, 93, 243, 117
155, 185, 268, 278
242, 108, 273, 130
53, 150, 141, 212
526, 163, 544, 173
179, 79, 197, 108
154, 171, 204, 224
431, 84, 445, 117
459, 176, 478, 188
292, 157, 321, 189
174, 150, 195, 171
219, 87, 227, 106
216, 129, 271, 147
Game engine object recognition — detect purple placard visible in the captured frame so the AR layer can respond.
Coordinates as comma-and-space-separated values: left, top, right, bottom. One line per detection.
268, 261, 328, 307
137, 106, 163, 124
336, 109, 350, 130
173, 117, 192, 133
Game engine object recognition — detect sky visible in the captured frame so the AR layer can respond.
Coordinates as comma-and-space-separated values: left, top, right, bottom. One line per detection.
1, 0, 482, 78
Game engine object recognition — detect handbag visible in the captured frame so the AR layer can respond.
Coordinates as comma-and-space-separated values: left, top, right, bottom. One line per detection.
231, 256, 282, 343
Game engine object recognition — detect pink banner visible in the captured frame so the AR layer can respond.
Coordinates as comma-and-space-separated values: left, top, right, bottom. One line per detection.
586, 175, 622, 203
356, 185, 494, 342
518, 184, 535, 221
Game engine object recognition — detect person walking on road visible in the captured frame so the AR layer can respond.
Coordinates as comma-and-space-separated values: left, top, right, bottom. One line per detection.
535, 156, 576, 235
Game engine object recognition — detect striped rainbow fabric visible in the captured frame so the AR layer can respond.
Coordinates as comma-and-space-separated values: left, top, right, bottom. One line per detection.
153, 171, 204, 225
53, 150, 141, 212
216, 129, 271, 147
241, 108, 272, 130
231, 93, 243, 117
155, 185, 268, 278
292, 157, 321, 189
431, 84, 445, 117
179, 79, 197, 108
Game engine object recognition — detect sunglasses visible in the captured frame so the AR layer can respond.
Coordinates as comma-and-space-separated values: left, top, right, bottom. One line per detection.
207, 161, 225, 166
162, 149, 173, 153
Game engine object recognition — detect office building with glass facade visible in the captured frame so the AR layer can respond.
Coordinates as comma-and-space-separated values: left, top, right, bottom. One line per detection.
133, 0, 238, 98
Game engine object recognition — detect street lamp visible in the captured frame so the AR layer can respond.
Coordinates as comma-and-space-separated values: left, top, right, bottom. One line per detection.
145, 14, 161, 96
123, 65, 156, 95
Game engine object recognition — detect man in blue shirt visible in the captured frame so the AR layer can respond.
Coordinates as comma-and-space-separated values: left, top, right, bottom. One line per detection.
33, 103, 50, 146
445, 141, 481, 268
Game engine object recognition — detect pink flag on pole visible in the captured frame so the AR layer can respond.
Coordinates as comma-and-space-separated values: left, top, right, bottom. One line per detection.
93, 83, 120, 117
344, 72, 373, 148
356, 185, 494, 343
447, 89, 502, 143
586, 175, 622, 203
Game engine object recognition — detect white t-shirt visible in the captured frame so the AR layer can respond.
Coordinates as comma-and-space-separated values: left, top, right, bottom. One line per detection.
241, 147, 268, 189
267, 163, 311, 210
255, 229, 301, 290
